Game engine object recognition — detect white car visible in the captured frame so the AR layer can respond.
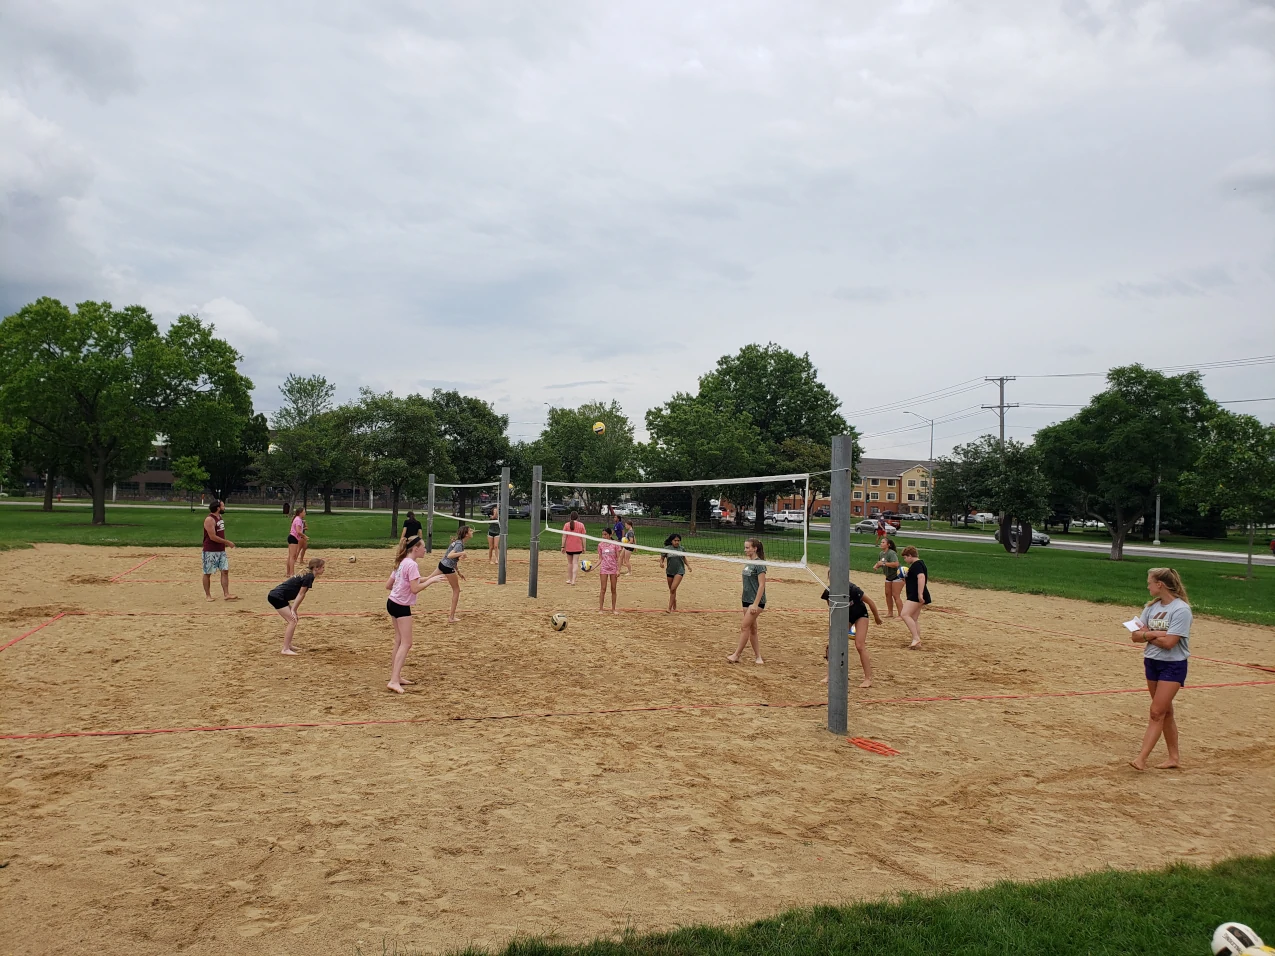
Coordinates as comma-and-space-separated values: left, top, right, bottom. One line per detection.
774, 509, 806, 524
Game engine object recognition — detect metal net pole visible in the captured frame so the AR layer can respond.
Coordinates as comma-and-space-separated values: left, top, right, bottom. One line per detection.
827, 435, 853, 734
528, 465, 541, 598
498, 467, 510, 585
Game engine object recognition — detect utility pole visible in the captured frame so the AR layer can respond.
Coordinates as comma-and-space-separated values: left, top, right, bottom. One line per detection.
983, 376, 1019, 448
905, 411, 935, 529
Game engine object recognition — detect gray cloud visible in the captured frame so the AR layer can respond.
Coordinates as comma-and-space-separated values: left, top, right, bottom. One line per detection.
2, 0, 1273, 458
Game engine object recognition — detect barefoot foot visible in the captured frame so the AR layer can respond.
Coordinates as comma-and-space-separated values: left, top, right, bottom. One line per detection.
1155, 759, 1180, 770
859, 678, 872, 688
754, 657, 764, 665
1129, 757, 1147, 771
387, 682, 405, 694
281, 648, 299, 656
401, 678, 416, 686
726, 654, 739, 664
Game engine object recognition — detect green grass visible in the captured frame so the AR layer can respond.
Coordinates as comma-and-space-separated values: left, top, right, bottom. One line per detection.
353, 856, 1275, 956
917, 522, 1273, 555
3, 503, 1273, 626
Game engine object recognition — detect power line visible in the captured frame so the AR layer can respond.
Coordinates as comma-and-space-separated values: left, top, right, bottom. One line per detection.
1019, 355, 1275, 379
844, 379, 987, 418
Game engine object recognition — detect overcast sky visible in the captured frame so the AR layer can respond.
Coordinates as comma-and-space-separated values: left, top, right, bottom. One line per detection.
2, 0, 1273, 460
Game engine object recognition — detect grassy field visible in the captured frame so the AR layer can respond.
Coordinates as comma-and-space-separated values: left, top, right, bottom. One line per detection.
896, 521, 1272, 554
2, 503, 1273, 625
428, 856, 1275, 956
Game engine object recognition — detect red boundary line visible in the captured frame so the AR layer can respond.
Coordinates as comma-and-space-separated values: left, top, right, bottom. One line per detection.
957, 611, 1274, 674
0, 612, 67, 653
860, 679, 1275, 705
3, 681, 1272, 742
109, 555, 160, 583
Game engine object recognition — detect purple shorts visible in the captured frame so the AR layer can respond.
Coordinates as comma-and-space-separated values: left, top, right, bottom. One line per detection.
1144, 657, 1188, 686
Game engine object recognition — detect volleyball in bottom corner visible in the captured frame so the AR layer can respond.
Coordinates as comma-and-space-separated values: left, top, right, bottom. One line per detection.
550, 612, 567, 631
580, 558, 595, 572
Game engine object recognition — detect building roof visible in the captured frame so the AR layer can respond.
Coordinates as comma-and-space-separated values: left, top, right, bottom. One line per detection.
857, 457, 931, 478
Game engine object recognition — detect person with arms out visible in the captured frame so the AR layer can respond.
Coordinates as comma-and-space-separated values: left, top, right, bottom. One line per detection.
660, 533, 690, 612
821, 579, 882, 688
268, 558, 326, 655
728, 538, 767, 665
561, 511, 586, 585
1128, 568, 1192, 771
385, 536, 429, 694
421, 524, 472, 623
286, 505, 308, 576
899, 545, 930, 649
487, 507, 500, 564
201, 500, 238, 602
873, 536, 903, 618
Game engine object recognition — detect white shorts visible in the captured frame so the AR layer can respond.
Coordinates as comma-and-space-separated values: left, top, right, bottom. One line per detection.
202, 551, 229, 574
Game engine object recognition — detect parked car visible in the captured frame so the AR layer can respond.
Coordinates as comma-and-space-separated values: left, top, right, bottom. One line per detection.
813, 507, 830, 518
995, 527, 1051, 546
775, 509, 806, 524
507, 504, 531, 520
855, 518, 899, 533
548, 503, 571, 516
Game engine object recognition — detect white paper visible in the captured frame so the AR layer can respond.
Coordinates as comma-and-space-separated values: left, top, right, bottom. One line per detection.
1122, 618, 1143, 633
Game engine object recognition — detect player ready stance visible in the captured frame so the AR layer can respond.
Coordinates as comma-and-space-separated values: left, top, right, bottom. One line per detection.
874, 536, 903, 617
727, 538, 766, 665
821, 581, 882, 688
899, 546, 930, 649
421, 524, 472, 622
201, 500, 238, 601
1128, 567, 1192, 771
268, 558, 326, 655
385, 536, 428, 694
660, 533, 690, 612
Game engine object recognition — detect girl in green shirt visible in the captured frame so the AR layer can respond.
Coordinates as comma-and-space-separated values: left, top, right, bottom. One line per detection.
659, 533, 691, 612
873, 536, 903, 617
728, 538, 767, 665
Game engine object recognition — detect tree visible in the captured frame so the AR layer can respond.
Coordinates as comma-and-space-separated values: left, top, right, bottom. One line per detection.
985, 439, 1051, 555
354, 390, 453, 537
642, 394, 765, 531
274, 374, 336, 430
256, 375, 341, 509
171, 456, 210, 510
1182, 412, 1275, 579
197, 413, 269, 503
1036, 365, 1216, 560
932, 453, 978, 527
535, 401, 637, 508
431, 389, 511, 519
0, 298, 250, 525
696, 344, 849, 532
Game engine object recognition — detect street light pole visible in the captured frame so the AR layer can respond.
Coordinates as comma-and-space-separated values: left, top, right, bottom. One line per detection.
905, 411, 935, 530
1153, 470, 1162, 546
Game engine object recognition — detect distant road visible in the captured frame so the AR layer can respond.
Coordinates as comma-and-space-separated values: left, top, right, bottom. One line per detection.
810, 522, 1273, 567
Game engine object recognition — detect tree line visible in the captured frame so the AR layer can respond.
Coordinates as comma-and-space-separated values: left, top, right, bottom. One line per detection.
931, 364, 1275, 575
0, 301, 852, 538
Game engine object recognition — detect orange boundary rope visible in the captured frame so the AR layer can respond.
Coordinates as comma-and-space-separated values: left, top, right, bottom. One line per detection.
108, 554, 160, 582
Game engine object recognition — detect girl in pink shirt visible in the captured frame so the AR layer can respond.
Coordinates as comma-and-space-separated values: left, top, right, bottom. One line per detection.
286, 506, 308, 576
561, 510, 586, 585
384, 535, 428, 694
597, 527, 621, 614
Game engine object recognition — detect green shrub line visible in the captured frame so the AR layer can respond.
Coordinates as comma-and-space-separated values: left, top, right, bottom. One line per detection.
351, 856, 1275, 956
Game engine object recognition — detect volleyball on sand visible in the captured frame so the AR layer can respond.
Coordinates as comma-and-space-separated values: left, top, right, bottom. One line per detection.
550, 612, 567, 631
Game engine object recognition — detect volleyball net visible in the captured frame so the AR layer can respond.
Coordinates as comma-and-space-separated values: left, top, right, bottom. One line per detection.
540, 473, 813, 568
429, 479, 503, 535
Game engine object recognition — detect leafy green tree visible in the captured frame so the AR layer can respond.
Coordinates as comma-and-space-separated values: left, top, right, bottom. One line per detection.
642, 394, 764, 531
1182, 412, 1275, 579
256, 375, 342, 509
932, 452, 978, 527
431, 389, 511, 518
535, 401, 636, 508
194, 412, 269, 503
354, 390, 453, 537
696, 344, 849, 532
0, 298, 249, 525
171, 455, 210, 510
1036, 365, 1216, 560
274, 374, 336, 430
986, 439, 1051, 555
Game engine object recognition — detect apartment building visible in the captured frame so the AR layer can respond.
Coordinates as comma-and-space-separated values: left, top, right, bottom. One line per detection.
852, 457, 931, 517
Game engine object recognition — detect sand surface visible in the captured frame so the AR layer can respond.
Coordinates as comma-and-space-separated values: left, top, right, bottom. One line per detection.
1, 543, 1273, 955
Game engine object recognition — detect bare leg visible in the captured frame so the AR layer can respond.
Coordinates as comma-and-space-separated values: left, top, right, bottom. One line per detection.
221, 570, 238, 600
599, 573, 607, 611
891, 581, 905, 616
901, 601, 922, 648
567, 553, 577, 584
608, 574, 617, 613
287, 543, 298, 576
277, 606, 300, 654
727, 609, 752, 663
388, 617, 414, 693
203, 573, 214, 602
853, 616, 873, 687
748, 611, 763, 663
883, 581, 895, 617
446, 576, 461, 622
1132, 680, 1182, 770
1159, 700, 1181, 769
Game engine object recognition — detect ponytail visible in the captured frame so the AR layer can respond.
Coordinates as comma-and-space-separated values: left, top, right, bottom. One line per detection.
1148, 567, 1189, 604
306, 558, 326, 572
394, 536, 423, 567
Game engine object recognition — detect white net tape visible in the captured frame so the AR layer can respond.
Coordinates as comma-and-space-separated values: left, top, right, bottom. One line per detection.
540, 473, 811, 569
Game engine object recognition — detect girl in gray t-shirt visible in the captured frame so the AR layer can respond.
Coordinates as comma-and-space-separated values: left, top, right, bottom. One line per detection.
1128, 567, 1193, 772
422, 525, 473, 622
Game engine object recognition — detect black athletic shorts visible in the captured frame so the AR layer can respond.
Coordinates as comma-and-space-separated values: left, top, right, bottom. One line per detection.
847, 601, 869, 624
287, 534, 299, 545
268, 595, 289, 610
437, 562, 457, 575
386, 599, 412, 619
742, 600, 766, 610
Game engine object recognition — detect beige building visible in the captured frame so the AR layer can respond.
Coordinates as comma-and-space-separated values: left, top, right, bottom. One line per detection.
852, 457, 931, 517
